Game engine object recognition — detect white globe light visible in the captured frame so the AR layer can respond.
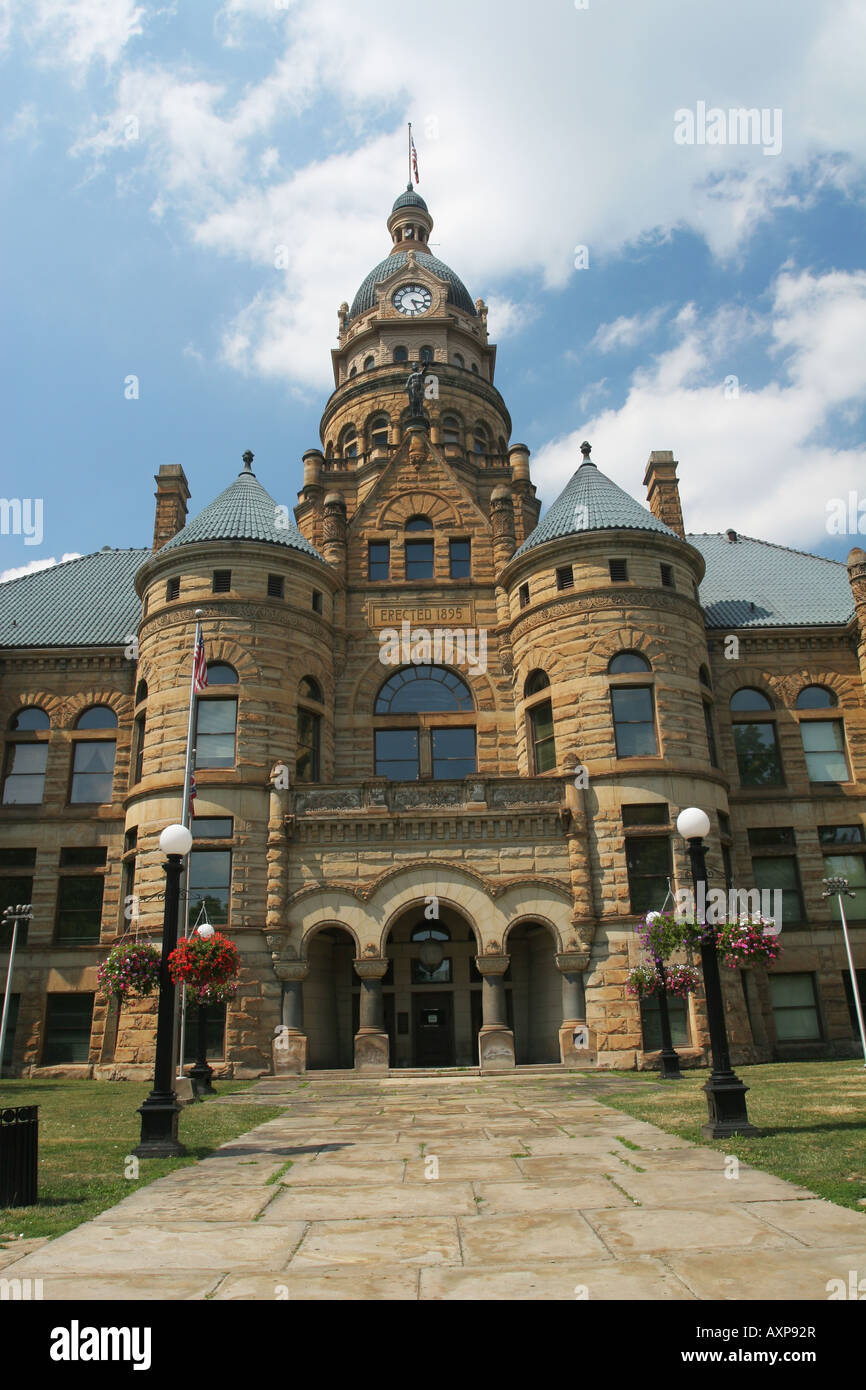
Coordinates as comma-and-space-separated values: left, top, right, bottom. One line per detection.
676, 807, 711, 841
196, 923, 215, 939
159, 823, 193, 856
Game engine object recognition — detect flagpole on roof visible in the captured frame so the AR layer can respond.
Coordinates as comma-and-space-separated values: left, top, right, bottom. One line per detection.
176, 609, 206, 1079
408, 121, 412, 186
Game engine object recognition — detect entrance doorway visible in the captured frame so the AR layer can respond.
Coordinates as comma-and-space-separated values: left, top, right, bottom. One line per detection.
413, 992, 455, 1066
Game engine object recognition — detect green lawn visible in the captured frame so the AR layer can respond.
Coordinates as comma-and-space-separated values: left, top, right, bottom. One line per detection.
594, 1059, 866, 1212
0, 1079, 280, 1242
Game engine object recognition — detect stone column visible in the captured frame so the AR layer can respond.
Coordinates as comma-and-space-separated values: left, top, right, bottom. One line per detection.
272, 962, 309, 1075
490, 485, 517, 570
353, 959, 390, 1072
322, 492, 347, 572
847, 547, 866, 690
475, 955, 515, 1071
556, 951, 596, 1068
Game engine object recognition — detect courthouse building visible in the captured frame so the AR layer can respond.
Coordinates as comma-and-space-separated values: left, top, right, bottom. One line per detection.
1, 186, 865, 1078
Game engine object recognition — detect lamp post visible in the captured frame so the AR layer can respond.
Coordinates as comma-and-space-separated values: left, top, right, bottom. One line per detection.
134, 823, 193, 1157
187, 922, 216, 1099
822, 876, 866, 1068
1, 904, 32, 1076
653, 958, 682, 1081
677, 807, 757, 1138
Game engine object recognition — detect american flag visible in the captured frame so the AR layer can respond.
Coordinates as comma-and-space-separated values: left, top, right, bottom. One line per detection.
188, 772, 197, 819
193, 631, 207, 694
410, 129, 419, 184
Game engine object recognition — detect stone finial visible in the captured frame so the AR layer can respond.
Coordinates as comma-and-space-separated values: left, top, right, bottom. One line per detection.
338, 301, 349, 332
242, 450, 255, 473
580, 441, 592, 460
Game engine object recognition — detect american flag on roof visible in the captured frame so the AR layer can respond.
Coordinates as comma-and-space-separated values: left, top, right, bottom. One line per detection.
193, 631, 207, 694
410, 127, 419, 184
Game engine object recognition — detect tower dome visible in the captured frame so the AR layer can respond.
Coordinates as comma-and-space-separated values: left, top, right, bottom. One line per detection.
348, 188, 476, 321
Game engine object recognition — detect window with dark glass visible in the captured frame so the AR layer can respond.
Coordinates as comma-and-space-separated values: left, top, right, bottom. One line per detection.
187, 850, 231, 930
518, 583, 530, 609
751, 854, 805, 924
524, 670, 549, 698
699, 665, 712, 689
212, 569, 231, 593
622, 804, 668, 827
608, 651, 650, 675
166, 577, 180, 601
432, 727, 476, 779
0, 851, 34, 948
609, 558, 628, 582
823, 850, 866, 921
722, 844, 734, 890
473, 424, 489, 454
267, 574, 284, 598
412, 957, 452, 984
206, 663, 238, 685
376, 666, 473, 714
819, 824, 864, 846
420, 346, 434, 363
625, 836, 672, 915
369, 541, 390, 580
370, 415, 389, 450
312, 589, 323, 614
733, 722, 783, 787
768, 973, 821, 1041
641, 994, 689, 1050
405, 516, 434, 581
56, 875, 104, 943
449, 539, 471, 578
796, 685, 836, 709
526, 701, 554, 773
556, 565, 574, 591
801, 720, 849, 782
70, 740, 116, 803
121, 829, 136, 930
393, 346, 408, 363
296, 708, 321, 782
132, 713, 146, 784
611, 687, 657, 757
442, 416, 461, 445
191, 817, 233, 839
363, 355, 375, 371
375, 729, 419, 780
718, 811, 732, 837
340, 426, 358, 457
42, 994, 94, 1065
452, 354, 465, 369
195, 699, 237, 769
747, 827, 794, 848
299, 676, 322, 703
2, 707, 50, 805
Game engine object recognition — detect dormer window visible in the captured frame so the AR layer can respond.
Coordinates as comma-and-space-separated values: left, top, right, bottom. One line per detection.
393, 347, 409, 364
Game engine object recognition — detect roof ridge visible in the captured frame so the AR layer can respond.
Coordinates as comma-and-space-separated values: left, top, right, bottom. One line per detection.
0, 547, 151, 588
688, 532, 847, 568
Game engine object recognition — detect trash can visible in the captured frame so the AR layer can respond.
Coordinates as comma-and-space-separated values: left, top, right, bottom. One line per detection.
0, 1106, 38, 1207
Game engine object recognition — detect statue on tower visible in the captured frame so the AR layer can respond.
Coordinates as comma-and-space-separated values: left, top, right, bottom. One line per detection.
405, 361, 431, 421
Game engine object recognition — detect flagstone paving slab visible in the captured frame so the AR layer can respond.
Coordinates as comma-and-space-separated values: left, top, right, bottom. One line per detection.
1, 1071, 861, 1300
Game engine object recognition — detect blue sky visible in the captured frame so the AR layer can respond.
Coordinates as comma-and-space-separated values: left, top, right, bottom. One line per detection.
1, 0, 865, 580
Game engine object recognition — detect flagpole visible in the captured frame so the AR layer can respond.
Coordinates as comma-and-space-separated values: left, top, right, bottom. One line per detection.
176, 610, 204, 1079
408, 122, 412, 186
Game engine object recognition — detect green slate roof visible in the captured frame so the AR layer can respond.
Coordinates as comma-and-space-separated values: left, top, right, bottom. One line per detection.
514, 452, 681, 557
0, 548, 149, 648
690, 533, 853, 629
392, 187, 429, 213
349, 250, 476, 320
157, 467, 326, 561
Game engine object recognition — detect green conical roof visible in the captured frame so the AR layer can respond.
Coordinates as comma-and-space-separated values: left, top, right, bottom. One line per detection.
514, 444, 680, 557
157, 462, 326, 561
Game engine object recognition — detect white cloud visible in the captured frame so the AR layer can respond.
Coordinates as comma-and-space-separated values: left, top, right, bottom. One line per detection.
532, 267, 866, 550
4, 102, 39, 143
10, 0, 144, 74
592, 309, 666, 353
0, 552, 82, 583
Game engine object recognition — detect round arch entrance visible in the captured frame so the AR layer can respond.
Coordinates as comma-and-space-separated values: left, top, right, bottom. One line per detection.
383, 903, 482, 1067
303, 925, 356, 1070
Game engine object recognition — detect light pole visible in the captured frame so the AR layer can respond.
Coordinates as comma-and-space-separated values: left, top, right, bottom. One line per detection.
134, 823, 193, 1158
187, 922, 216, 1099
822, 876, 866, 1067
654, 959, 683, 1080
677, 807, 757, 1138
1, 904, 33, 1076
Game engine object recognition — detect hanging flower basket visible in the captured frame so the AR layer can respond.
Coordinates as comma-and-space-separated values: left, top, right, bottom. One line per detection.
97, 943, 162, 1004
663, 963, 702, 998
168, 930, 240, 1003
714, 917, 783, 969
636, 910, 700, 959
627, 961, 701, 999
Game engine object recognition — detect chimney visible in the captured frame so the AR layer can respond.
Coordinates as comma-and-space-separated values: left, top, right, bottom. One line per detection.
153, 464, 190, 551
643, 451, 685, 538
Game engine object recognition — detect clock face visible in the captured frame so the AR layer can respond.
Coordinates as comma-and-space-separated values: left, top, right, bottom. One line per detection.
393, 284, 432, 316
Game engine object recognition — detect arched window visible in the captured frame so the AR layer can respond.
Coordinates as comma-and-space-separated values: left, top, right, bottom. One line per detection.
206, 663, 238, 685
71, 707, 117, 803
730, 687, 783, 786
411, 923, 450, 941
363, 355, 376, 371
608, 652, 651, 675
497, 437, 507, 457
471, 362, 479, 373
524, 670, 550, 698
297, 678, 323, 783
796, 685, 836, 709
608, 662, 657, 758
405, 516, 434, 580
349, 364, 357, 378
442, 415, 461, 446
393, 346, 409, 364
76, 706, 118, 730
453, 353, 465, 369
135, 679, 148, 704
339, 425, 358, 458
730, 687, 772, 712
473, 422, 490, 454
369, 415, 389, 450
699, 665, 712, 689
420, 346, 434, 363
2, 707, 50, 805
299, 676, 323, 703
374, 667, 475, 782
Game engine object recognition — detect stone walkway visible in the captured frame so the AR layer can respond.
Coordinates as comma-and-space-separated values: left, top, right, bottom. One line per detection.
3, 1072, 864, 1300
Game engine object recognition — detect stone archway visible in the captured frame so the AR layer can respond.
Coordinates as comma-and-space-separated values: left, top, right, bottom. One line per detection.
507, 921, 561, 1063
303, 925, 356, 1070
383, 901, 481, 1068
